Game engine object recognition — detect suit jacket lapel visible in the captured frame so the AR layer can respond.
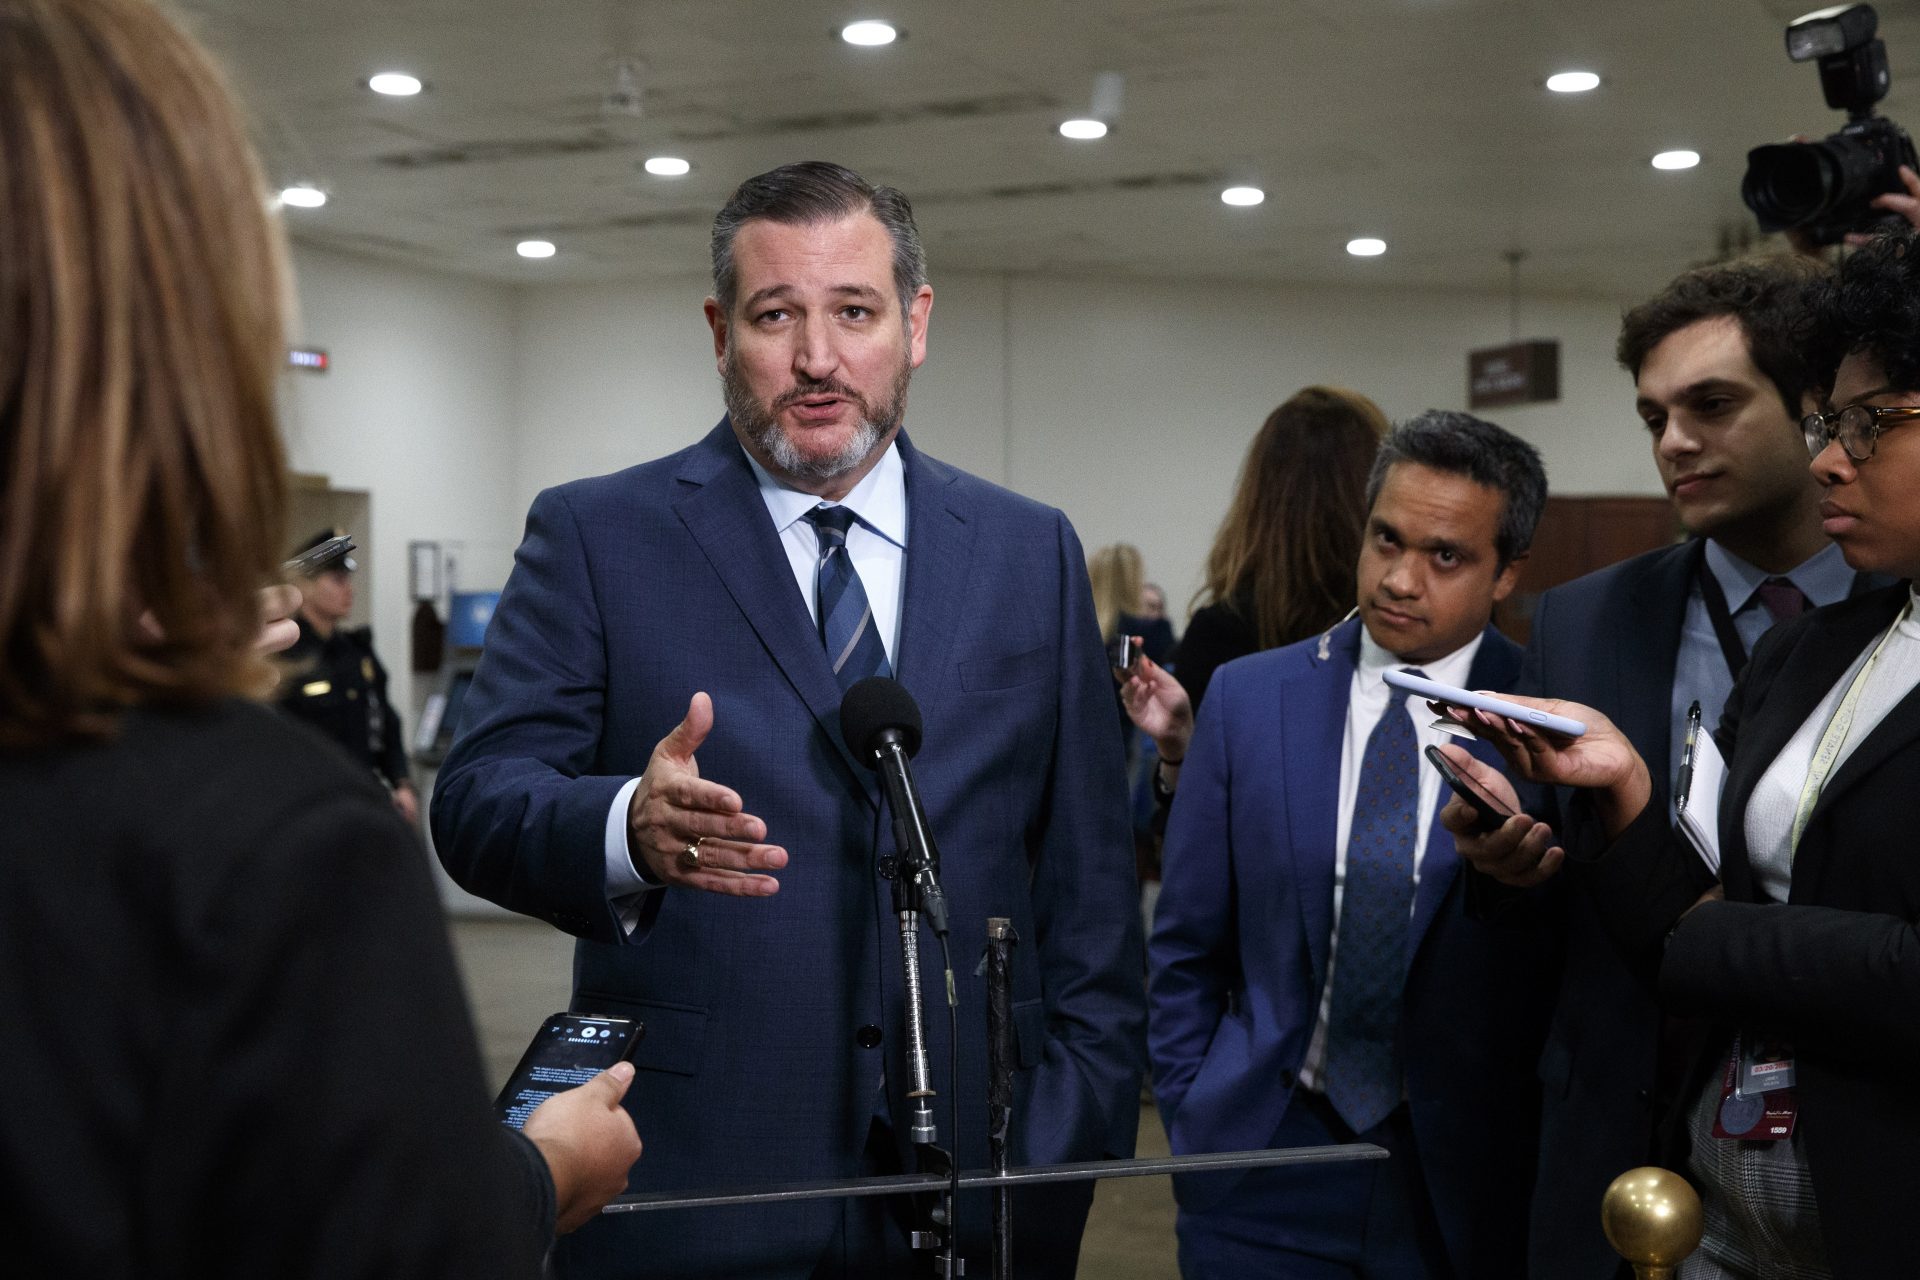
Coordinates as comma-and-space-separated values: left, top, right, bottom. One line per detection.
1790, 591, 1920, 893
1719, 587, 1907, 898
893, 434, 974, 690
671, 420, 875, 802
1618, 540, 1703, 787
1290, 618, 1359, 994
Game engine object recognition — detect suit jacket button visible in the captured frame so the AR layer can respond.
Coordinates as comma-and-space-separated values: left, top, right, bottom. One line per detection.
856, 1025, 883, 1049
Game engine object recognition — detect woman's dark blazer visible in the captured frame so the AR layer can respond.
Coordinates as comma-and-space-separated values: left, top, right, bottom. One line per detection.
1580, 582, 1920, 1279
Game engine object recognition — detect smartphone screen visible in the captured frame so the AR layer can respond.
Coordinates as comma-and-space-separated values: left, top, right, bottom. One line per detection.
1423, 745, 1515, 834
493, 1013, 644, 1129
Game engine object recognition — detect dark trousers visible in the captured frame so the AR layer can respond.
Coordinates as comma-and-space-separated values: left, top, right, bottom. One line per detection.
1176, 1092, 1453, 1280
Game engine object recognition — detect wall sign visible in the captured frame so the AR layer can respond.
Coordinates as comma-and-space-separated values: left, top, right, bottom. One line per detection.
1468, 340, 1559, 409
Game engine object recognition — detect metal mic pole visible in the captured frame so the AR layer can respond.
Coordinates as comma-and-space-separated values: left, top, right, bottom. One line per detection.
985, 918, 1018, 1280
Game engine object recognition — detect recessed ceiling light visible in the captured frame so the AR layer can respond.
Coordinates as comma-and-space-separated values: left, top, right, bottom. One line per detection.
516, 240, 557, 259
279, 184, 327, 209
1059, 118, 1108, 140
1346, 237, 1387, 257
643, 156, 692, 177
1545, 70, 1600, 94
1220, 186, 1265, 207
367, 72, 423, 97
1652, 149, 1701, 170
840, 20, 898, 46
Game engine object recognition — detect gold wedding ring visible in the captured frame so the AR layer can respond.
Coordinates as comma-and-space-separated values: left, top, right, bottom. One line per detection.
679, 837, 706, 871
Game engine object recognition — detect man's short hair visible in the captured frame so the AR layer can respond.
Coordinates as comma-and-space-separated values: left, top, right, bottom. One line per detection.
1616, 256, 1828, 419
1365, 410, 1547, 569
710, 161, 927, 319
1808, 225, 1920, 391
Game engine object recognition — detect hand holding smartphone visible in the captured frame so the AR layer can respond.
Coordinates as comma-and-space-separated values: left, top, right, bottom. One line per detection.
1423, 745, 1516, 834
495, 1012, 644, 1130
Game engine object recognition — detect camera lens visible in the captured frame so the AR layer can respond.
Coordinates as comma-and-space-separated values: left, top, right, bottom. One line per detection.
1743, 142, 1842, 227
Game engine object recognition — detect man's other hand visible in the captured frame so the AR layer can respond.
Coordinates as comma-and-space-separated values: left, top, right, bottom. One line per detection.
522, 1062, 644, 1234
627, 692, 787, 896
1435, 744, 1565, 888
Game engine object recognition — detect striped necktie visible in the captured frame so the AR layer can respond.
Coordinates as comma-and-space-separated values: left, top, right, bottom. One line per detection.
804, 505, 891, 690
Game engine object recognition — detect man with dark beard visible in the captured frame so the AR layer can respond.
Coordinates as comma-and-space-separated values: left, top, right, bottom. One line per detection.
431, 162, 1146, 1279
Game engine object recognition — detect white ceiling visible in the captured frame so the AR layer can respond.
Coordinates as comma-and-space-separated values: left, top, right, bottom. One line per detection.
181, 0, 1920, 298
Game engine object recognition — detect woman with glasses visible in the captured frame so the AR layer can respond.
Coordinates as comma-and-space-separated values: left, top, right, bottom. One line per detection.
1439, 226, 1920, 1280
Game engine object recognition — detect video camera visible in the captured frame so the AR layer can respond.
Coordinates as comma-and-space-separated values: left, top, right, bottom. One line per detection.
1742, 3, 1917, 247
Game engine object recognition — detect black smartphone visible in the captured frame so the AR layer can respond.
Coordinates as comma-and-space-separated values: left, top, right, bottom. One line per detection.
282, 533, 355, 578
493, 1012, 645, 1130
1107, 633, 1137, 681
1423, 744, 1515, 834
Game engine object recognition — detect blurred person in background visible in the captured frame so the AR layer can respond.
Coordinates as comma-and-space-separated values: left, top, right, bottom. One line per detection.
0, 1, 638, 1274
1120, 386, 1387, 805
278, 528, 420, 824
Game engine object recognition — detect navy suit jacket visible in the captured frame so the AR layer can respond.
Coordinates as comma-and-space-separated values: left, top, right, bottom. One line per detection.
1147, 619, 1553, 1279
430, 422, 1146, 1277
1512, 541, 1698, 1280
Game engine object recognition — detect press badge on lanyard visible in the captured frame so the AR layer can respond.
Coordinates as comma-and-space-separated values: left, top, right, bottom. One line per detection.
1712, 1033, 1798, 1141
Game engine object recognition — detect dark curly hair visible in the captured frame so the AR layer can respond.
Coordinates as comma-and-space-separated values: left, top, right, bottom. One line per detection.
1616, 256, 1828, 419
1809, 226, 1920, 392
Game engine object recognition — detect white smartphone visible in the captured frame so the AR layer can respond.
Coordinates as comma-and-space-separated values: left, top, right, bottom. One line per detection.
1383, 668, 1587, 738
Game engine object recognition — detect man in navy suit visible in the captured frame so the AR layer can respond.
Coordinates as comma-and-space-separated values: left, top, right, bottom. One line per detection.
1492, 259, 1882, 1280
1149, 411, 1557, 1279
431, 162, 1145, 1279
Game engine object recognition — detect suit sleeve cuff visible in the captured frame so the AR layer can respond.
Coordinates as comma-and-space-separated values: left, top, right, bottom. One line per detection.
604, 776, 661, 895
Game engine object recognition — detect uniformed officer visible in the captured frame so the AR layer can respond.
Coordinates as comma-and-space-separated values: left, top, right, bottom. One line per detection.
277, 530, 418, 824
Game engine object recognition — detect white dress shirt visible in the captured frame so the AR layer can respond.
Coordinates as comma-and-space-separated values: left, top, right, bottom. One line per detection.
1298, 626, 1484, 1091
1744, 587, 1920, 903
600, 442, 910, 919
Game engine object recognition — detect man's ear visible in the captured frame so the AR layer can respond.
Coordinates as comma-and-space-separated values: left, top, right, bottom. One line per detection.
704, 297, 728, 369
1492, 552, 1527, 604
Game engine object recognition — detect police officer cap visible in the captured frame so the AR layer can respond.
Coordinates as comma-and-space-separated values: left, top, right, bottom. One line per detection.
291, 528, 357, 573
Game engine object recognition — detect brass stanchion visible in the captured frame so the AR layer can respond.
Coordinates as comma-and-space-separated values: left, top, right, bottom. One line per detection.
1602, 1167, 1703, 1280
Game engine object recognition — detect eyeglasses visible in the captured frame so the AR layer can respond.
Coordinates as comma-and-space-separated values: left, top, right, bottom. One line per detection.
1801, 403, 1920, 462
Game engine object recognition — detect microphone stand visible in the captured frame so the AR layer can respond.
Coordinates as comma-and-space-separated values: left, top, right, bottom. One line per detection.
875, 737, 963, 1277
984, 918, 1018, 1280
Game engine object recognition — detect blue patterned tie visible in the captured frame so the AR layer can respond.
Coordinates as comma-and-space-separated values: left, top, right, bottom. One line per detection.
1324, 667, 1426, 1134
805, 506, 891, 691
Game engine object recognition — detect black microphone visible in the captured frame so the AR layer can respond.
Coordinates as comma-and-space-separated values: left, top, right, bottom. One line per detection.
840, 676, 949, 935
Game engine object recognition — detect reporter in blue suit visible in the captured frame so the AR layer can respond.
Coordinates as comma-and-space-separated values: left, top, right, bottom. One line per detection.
431, 163, 1145, 1278
1149, 412, 1557, 1279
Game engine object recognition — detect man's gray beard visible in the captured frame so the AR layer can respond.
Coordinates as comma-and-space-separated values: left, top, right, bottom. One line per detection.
724, 348, 911, 482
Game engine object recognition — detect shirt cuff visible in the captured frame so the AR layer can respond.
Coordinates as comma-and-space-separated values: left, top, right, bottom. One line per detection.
604, 776, 661, 894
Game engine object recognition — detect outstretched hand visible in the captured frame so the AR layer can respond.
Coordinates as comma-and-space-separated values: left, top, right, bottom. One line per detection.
1118, 645, 1194, 764
1431, 692, 1653, 841
627, 693, 787, 896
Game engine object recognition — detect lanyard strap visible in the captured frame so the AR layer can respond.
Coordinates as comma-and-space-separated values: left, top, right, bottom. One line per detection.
1696, 559, 1750, 679
1789, 601, 1914, 850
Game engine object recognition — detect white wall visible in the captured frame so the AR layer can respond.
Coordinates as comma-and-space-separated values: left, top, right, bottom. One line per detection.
281, 248, 1664, 672
506, 270, 1655, 617
281, 243, 521, 717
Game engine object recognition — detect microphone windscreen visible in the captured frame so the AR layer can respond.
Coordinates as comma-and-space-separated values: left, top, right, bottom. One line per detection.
839, 676, 923, 765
